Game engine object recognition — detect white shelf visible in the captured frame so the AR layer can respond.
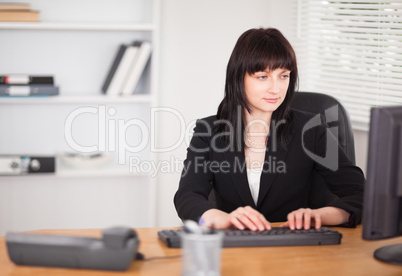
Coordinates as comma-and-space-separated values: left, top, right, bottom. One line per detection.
0, 22, 155, 31
0, 94, 153, 104
56, 168, 150, 178
0, 169, 150, 178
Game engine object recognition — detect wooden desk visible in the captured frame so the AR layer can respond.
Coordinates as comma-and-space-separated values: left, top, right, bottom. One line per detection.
1, 225, 402, 275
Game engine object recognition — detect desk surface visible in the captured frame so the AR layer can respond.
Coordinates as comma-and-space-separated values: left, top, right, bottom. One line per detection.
1, 224, 402, 276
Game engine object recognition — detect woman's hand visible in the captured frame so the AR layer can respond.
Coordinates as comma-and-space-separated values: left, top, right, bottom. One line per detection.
229, 206, 271, 231
200, 209, 233, 229
201, 206, 271, 231
280, 208, 321, 230
280, 207, 350, 230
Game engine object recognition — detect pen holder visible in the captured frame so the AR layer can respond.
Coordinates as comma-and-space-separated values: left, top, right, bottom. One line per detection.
180, 231, 224, 276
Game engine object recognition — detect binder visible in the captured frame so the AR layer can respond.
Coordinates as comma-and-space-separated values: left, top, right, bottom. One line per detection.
0, 85, 59, 96
0, 3, 31, 10
121, 41, 152, 95
0, 10, 40, 22
0, 75, 54, 85
102, 45, 127, 94
102, 42, 141, 95
0, 156, 55, 175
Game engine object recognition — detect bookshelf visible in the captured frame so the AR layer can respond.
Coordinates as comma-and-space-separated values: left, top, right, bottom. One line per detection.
0, 94, 153, 104
0, 168, 150, 178
0, 22, 156, 31
0, 0, 160, 236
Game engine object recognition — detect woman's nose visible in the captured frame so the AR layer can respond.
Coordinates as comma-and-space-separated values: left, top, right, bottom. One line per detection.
268, 79, 280, 93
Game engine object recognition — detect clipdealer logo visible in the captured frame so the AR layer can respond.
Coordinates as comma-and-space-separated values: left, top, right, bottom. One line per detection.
301, 105, 339, 171
64, 104, 341, 173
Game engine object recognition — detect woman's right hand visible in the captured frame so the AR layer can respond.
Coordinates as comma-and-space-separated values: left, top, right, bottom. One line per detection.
201, 206, 271, 231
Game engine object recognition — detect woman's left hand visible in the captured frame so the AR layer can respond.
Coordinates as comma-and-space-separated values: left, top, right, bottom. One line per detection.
279, 208, 321, 230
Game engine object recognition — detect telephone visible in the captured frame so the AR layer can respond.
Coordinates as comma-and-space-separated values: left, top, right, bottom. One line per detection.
6, 227, 140, 271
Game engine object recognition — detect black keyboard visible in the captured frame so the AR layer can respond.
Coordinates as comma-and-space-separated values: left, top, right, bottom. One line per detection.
158, 227, 342, 248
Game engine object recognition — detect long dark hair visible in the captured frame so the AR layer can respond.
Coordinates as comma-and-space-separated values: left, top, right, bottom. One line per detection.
216, 28, 298, 150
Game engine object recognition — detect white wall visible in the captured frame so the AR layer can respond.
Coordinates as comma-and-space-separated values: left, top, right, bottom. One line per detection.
353, 129, 369, 175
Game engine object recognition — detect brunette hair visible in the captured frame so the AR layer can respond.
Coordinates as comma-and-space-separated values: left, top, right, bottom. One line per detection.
216, 28, 298, 150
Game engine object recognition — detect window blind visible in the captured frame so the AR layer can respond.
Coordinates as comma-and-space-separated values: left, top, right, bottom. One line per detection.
296, 0, 402, 130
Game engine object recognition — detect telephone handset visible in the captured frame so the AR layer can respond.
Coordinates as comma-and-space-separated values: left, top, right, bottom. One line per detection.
6, 227, 140, 271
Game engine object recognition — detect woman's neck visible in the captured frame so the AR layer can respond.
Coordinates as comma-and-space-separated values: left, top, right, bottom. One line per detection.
244, 110, 272, 135
243, 110, 271, 150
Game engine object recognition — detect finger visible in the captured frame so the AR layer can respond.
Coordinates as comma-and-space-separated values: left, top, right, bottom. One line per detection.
243, 207, 270, 230
237, 213, 258, 231
230, 208, 250, 230
244, 211, 267, 231
260, 215, 271, 230
287, 212, 295, 230
230, 216, 245, 230
244, 206, 271, 230
295, 210, 304, 229
279, 221, 289, 228
257, 214, 271, 230
312, 211, 322, 229
304, 210, 312, 230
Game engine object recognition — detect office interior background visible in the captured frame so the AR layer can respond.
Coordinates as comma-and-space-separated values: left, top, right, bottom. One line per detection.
0, 0, 400, 236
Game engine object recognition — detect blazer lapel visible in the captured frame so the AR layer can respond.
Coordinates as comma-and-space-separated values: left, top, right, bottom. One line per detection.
257, 130, 295, 208
224, 148, 257, 208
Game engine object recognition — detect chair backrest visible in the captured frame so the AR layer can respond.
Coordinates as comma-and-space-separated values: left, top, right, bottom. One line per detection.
291, 91, 355, 163
290, 91, 356, 208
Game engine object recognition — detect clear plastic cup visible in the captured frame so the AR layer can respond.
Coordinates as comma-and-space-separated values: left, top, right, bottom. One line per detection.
181, 231, 224, 276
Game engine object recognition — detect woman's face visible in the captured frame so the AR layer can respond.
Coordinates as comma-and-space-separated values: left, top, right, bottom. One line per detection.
244, 67, 290, 117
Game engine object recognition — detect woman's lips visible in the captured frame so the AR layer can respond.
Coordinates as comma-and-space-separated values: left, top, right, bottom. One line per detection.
263, 98, 279, 103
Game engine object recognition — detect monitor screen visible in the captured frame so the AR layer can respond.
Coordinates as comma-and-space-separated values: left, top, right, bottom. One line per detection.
362, 105, 402, 265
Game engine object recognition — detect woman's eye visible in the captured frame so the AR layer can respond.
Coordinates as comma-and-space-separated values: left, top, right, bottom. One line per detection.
281, 74, 290, 79
257, 75, 267, 80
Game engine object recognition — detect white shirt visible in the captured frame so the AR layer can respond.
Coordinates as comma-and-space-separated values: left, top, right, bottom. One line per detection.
246, 168, 263, 205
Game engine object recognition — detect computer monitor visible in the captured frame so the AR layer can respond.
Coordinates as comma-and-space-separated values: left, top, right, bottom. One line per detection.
362, 105, 402, 265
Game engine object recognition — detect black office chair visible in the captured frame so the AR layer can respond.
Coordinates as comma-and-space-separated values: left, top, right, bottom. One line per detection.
290, 91, 356, 208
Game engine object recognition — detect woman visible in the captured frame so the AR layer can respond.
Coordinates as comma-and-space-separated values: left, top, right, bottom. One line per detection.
174, 28, 364, 231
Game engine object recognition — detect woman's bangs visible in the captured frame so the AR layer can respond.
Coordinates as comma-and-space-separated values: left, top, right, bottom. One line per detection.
246, 40, 295, 74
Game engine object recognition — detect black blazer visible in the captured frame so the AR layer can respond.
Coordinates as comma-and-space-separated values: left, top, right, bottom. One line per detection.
174, 109, 365, 227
